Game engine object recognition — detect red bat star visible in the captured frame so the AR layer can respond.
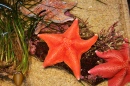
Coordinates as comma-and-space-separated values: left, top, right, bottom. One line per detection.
88, 42, 130, 86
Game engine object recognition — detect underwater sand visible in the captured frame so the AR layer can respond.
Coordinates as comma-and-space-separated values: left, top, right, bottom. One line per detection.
0, 0, 130, 86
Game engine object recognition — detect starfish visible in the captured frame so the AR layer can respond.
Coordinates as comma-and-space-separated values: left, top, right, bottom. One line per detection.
88, 42, 130, 86
38, 19, 98, 80
20, 0, 77, 34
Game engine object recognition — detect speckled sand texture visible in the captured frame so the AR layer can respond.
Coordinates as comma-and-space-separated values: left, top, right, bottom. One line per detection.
0, 0, 130, 86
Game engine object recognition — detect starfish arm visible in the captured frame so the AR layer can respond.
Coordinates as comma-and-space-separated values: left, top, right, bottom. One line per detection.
41, 0, 60, 6
121, 74, 130, 86
73, 34, 98, 53
41, 0, 77, 11
121, 68, 130, 86
40, 0, 76, 22
63, 19, 81, 40
20, 6, 35, 17
95, 50, 124, 62
64, 48, 81, 80
62, 2, 77, 10
108, 69, 126, 86
34, 22, 46, 34
88, 62, 123, 78
29, 4, 44, 15
43, 46, 64, 68
20, 4, 44, 17
51, 13, 74, 23
37, 34, 63, 48
119, 43, 130, 61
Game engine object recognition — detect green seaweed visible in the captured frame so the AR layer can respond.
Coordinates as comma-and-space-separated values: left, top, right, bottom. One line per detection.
0, 0, 32, 76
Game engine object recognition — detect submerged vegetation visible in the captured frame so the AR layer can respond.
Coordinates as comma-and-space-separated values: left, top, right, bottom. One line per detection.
0, 0, 32, 80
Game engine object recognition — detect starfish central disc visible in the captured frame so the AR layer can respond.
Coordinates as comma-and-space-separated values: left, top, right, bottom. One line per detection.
63, 38, 72, 49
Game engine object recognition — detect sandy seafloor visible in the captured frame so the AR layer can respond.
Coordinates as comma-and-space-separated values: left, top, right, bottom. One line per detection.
0, 0, 130, 86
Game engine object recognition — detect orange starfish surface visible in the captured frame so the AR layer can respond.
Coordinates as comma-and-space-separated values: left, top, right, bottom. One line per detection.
38, 19, 98, 80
